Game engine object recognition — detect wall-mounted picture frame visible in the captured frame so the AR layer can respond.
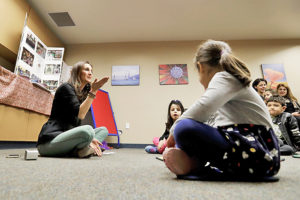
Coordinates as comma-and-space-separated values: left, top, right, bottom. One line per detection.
159, 64, 188, 85
111, 65, 140, 86
261, 64, 287, 90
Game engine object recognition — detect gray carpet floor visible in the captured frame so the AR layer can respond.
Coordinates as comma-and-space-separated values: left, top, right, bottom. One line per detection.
1, 148, 300, 200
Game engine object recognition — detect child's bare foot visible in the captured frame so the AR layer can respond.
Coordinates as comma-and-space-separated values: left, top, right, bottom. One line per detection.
163, 148, 196, 175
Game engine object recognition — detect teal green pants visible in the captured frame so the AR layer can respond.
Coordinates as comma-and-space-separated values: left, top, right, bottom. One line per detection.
37, 125, 108, 156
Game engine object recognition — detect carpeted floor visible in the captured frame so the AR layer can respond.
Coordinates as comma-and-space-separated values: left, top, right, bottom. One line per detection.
1, 148, 300, 200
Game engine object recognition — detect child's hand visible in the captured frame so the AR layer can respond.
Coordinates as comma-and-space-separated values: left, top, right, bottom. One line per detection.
166, 135, 175, 148
292, 112, 300, 117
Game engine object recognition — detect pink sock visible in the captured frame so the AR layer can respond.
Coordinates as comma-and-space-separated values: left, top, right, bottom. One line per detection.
158, 141, 167, 154
153, 137, 160, 146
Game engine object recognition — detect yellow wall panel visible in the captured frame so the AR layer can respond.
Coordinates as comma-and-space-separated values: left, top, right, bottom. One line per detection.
0, 0, 29, 54
0, 104, 29, 141
0, 104, 49, 141
26, 111, 48, 141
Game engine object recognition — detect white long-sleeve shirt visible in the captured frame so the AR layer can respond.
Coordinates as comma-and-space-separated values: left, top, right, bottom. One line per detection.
170, 71, 273, 134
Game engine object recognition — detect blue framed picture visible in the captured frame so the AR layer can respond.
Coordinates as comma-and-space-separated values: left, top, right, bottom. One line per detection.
111, 65, 140, 86
261, 64, 287, 90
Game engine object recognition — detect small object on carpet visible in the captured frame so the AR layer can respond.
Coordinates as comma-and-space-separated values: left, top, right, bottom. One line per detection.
103, 151, 115, 155
100, 141, 113, 150
156, 156, 164, 161
6, 154, 20, 158
24, 150, 38, 160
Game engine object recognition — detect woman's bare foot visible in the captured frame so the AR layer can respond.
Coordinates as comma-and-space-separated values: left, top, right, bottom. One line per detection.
77, 146, 95, 158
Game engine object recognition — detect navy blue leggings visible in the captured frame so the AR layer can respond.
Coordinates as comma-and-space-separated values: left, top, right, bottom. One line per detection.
173, 118, 231, 167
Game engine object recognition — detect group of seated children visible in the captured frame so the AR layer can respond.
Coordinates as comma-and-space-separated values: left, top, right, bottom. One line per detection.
146, 80, 300, 157
252, 78, 300, 155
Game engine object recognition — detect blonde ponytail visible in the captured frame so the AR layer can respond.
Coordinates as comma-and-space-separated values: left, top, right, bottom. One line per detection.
220, 54, 251, 86
194, 40, 251, 86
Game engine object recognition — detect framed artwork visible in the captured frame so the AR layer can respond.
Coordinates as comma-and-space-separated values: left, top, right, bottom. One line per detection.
111, 65, 140, 86
15, 26, 64, 92
159, 64, 188, 85
261, 64, 287, 90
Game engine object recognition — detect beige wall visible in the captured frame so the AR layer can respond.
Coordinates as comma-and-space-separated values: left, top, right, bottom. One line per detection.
0, 0, 64, 66
65, 39, 300, 144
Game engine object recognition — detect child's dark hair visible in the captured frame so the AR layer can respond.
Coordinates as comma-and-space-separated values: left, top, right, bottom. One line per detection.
264, 88, 277, 97
165, 100, 184, 131
266, 95, 286, 107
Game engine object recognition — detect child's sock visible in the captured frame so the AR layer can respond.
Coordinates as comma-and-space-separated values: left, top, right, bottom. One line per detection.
145, 145, 158, 154
152, 137, 160, 146
157, 142, 167, 154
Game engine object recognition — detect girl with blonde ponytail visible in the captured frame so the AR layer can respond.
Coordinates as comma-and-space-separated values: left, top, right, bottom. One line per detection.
163, 40, 280, 180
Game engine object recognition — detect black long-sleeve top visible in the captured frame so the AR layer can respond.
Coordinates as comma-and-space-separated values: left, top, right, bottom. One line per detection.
37, 83, 81, 145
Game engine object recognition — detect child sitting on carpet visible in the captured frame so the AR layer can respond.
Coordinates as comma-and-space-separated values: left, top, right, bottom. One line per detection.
145, 100, 184, 154
163, 40, 280, 179
267, 95, 300, 155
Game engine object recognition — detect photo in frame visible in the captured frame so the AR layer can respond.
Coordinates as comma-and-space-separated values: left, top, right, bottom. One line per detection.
261, 64, 287, 90
25, 33, 36, 50
15, 26, 64, 92
111, 65, 140, 86
159, 64, 188, 85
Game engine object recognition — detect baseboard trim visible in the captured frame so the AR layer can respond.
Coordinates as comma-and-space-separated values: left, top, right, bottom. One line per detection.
0, 141, 37, 149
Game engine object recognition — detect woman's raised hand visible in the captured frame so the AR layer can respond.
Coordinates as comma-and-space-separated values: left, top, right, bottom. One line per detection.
91, 77, 109, 93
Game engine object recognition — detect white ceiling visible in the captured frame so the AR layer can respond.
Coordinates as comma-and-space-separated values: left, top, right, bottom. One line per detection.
27, 0, 300, 45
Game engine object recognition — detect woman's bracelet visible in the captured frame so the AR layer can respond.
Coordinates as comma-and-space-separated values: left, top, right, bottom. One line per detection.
88, 92, 96, 99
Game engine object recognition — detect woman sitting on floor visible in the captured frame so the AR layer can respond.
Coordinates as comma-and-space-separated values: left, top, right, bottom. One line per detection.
37, 61, 109, 158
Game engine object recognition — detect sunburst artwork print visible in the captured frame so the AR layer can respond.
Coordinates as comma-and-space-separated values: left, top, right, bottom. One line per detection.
159, 64, 188, 85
